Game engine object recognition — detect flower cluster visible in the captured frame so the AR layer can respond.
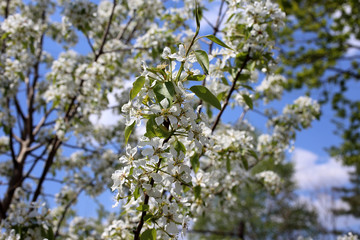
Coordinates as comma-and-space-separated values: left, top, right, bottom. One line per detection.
0, 188, 53, 240
255, 170, 282, 193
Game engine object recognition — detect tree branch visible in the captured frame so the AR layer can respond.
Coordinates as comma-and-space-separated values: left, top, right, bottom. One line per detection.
95, 0, 117, 60
211, 48, 252, 133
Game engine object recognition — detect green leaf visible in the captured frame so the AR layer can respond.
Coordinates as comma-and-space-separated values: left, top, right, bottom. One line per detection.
247, 149, 258, 161
153, 81, 175, 104
124, 121, 136, 145
190, 85, 221, 110
130, 76, 146, 100
136, 204, 149, 212
144, 116, 171, 139
195, 3, 200, 29
248, 61, 256, 71
241, 156, 249, 170
221, 77, 229, 86
1, 32, 10, 40
194, 185, 201, 200
204, 35, 233, 50
226, 157, 231, 173
187, 74, 206, 81
240, 84, 254, 91
194, 50, 209, 75
174, 140, 186, 154
190, 152, 200, 173
242, 94, 253, 109
134, 186, 140, 200
140, 229, 157, 240
144, 213, 153, 222
238, 74, 250, 81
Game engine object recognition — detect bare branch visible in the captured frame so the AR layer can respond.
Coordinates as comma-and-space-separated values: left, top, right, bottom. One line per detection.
14, 97, 26, 122
33, 108, 55, 136
328, 67, 360, 79
211, 48, 252, 133
117, 13, 136, 40
54, 182, 92, 239
84, 32, 96, 56
95, 0, 117, 60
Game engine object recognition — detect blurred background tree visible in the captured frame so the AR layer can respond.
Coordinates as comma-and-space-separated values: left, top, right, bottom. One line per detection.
189, 152, 322, 240
276, 0, 360, 234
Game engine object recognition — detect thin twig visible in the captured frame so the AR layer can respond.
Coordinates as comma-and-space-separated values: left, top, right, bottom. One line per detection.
95, 0, 117, 60
211, 48, 251, 133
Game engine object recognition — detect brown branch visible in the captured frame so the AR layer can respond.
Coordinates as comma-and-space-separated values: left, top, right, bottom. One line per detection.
84, 32, 96, 56
125, 22, 140, 45
95, 0, 117, 60
31, 137, 61, 202
54, 184, 87, 239
32, 108, 55, 136
101, 47, 150, 54
199, 0, 227, 112
209, 0, 226, 53
14, 97, 26, 122
134, 158, 163, 240
328, 67, 360, 79
117, 13, 136, 40
211, 48, 251, 133
11, 132, 22, 144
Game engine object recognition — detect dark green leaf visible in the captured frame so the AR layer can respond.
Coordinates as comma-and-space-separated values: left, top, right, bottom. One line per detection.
242, 94, 253, 109
190, 152, 200, 173
144, 213, 153, 222
124, 121, 136, 145
174, 140, 186, 154
140, 229, 157, 240
134, 186, 140, 200
226, 157, 231, 173
136, 204, 149, 212
194, 50, 209, 75
238, 74, 250, 81
195, 3, 200, 29
190, 85, 221, 110
241, 156, 249, 170
153, 81, 175, 104
187, 74, 206, 81
130, 76, 145, 100
194, 185, 201, 200
240, 84, 254, 91
204, 35, 233, 50
145, 116, 171, 139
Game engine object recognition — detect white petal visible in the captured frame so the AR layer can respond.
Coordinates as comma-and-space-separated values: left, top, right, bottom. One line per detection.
160, 98, 169, 109
155, 116, 164, 126
168, 115, 178, 126
151, 173, 163, 183
142, 148, 154, 156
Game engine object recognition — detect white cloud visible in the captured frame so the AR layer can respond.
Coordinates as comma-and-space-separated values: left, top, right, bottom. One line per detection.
89, 79, 134, 126
292, 148, 353, 191
89, 90, 123, 126
292, 148, 360, 231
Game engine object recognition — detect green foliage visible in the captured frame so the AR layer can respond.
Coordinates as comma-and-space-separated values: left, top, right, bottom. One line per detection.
124, 121, 135, 144
203, 35, 233, 50
190, 85, 221, 110
194, 50, 210, 75
140, 229, 157, 240
189, 160, 321, 240
277, 0, 360, 226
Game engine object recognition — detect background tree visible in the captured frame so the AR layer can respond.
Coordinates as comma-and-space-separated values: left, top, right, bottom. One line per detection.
276, 0, 360, 232
189, 128, 322, 240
